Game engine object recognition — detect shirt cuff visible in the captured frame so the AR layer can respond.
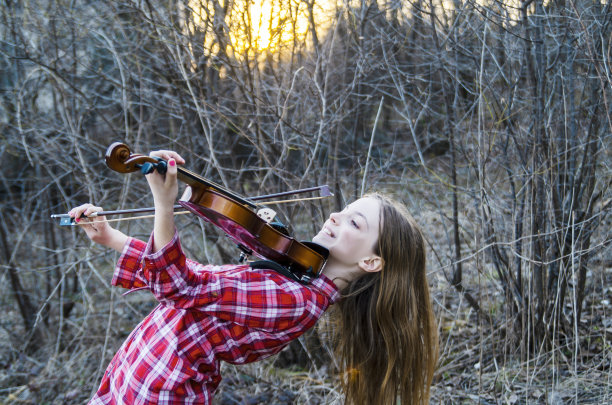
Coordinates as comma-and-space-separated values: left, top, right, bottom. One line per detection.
112, 237, 147, 289
141, 228, 184, 275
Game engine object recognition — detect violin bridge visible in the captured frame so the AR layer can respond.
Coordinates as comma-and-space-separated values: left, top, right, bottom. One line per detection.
256, 208, 277, 223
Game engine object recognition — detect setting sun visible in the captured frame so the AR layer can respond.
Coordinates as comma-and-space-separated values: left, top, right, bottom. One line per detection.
188, 0, 335, 58
228, 0, 320, 55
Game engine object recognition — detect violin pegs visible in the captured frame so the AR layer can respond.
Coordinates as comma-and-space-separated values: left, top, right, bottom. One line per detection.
137, 162, 155, 175
154, 158, 167, 174
136, 159, 167, 175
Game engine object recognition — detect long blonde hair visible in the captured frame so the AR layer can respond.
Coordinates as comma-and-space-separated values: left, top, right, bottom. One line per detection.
330, 193, 438, 404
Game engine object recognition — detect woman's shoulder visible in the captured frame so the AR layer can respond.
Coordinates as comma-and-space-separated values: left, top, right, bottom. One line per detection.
185, 260, 338, 303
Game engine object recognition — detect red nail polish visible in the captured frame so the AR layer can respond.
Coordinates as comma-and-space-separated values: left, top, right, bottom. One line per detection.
169, 159, 176, 167
75, 218, 80, 223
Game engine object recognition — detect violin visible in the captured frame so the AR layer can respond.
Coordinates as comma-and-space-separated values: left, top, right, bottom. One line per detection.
57, 142, 330, 283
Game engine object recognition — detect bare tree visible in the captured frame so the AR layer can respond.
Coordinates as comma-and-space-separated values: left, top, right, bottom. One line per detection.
0, 0, 609, 403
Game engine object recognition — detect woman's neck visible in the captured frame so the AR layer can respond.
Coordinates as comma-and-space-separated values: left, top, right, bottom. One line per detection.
321, 261, 362, 291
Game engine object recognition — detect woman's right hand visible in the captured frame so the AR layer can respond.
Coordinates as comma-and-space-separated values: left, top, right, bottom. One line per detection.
68, 203, 128, 252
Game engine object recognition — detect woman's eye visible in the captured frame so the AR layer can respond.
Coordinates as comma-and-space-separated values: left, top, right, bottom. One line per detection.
351, 219, 360, 229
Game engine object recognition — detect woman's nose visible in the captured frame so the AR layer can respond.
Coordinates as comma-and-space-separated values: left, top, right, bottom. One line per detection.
329, 212, 340, 224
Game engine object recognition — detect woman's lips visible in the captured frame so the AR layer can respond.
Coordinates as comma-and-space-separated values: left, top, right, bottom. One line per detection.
322, 226, 335, 238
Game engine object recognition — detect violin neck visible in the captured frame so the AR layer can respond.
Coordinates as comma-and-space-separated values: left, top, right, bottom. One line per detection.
176, 168, 331, 208
176, 167, 256, 209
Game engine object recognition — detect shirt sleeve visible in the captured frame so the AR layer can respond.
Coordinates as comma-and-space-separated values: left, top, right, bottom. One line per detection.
111, 237, 149, 290
139, 229, 340, 331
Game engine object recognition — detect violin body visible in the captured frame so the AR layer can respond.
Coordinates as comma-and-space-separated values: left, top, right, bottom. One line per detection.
105, 142, 328, 282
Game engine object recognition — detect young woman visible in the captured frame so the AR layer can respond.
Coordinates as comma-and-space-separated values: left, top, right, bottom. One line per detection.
69, 150, 438, 404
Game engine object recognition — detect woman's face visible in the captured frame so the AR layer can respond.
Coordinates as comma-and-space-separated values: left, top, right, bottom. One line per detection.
313, 197, 381, 267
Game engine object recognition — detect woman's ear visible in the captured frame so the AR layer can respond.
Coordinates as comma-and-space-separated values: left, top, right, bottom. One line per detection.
358, 255, 383, 273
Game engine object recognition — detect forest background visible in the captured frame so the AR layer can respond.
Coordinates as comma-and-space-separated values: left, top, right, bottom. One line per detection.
0, 0, 610, 403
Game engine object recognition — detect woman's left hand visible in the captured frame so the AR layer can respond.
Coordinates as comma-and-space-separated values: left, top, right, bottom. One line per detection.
145, 150, 186, 211
145, 150, 185, 252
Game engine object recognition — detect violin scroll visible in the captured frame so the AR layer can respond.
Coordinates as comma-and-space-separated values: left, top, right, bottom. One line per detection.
105, 142, 167, 175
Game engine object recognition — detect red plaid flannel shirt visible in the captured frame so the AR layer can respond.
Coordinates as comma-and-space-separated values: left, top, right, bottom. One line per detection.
89, 230, 339, 405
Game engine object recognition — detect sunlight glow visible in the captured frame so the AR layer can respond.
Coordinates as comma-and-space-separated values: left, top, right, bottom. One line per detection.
188, 0, 335, 59
187, 0, 537, 61
235, 0, 297, 53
